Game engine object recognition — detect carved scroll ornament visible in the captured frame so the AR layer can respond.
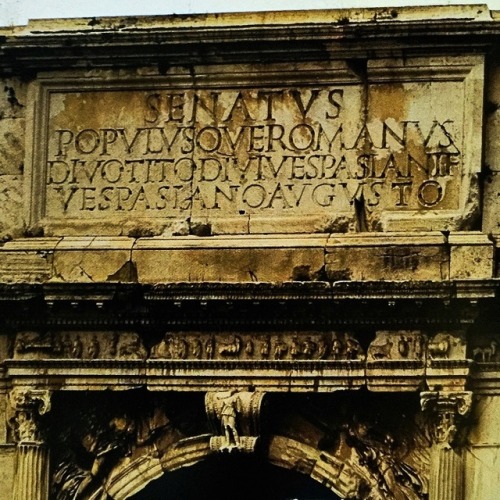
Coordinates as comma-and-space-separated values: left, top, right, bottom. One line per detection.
9, 388, 52, 444
420, 391, 472, 446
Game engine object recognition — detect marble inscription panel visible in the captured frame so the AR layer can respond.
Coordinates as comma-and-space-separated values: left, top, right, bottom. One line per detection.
26, 58, 483, 234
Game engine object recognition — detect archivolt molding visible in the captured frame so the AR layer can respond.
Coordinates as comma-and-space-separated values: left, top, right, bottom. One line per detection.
268, 435, 363, 499
99, 434, 370, 500
98, 435, 212, 499
97, 430, 428, 500
48, 391, 429, 500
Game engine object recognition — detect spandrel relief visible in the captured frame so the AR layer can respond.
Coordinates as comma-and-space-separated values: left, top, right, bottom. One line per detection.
345, 421, 426, 500
48, 390, 429, 500
270, 392, 429, 500
50, 392, 186, 500
333, 413, 429, 498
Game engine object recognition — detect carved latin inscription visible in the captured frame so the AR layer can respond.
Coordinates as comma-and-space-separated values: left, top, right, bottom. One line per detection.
28, 57, 484, 233
47, 90, 458, 213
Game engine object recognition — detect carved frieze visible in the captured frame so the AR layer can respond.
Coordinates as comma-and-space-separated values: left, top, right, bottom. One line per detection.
12, 330, 367, 362
366, 331, 428, 391
15, 331, 63, 357
366, 330, 468, 363
10, 329, 471, 366
9, 330, 473, 394
367, 330, 426, 362
150, 331, 364, 362
13, 331, 147, 361
366, 331, 467, 364
469, 336, 500, 363
427, 332, 466, 361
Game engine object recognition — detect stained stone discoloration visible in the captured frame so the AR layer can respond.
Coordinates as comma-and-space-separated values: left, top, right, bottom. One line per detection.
133, 236, 327, 283
0, 6, 500, 500
0, 118, 24, 176
326, 233, 450, 281
0, 79, 26, 120
51, 237, 135, 283
448, 233, 493, 279
17, 53, 483, 236
0, 175, 24, 241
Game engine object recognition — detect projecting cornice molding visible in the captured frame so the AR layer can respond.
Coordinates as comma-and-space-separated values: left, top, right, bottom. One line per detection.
0, 6, 499, 73
0, 280, 497, 302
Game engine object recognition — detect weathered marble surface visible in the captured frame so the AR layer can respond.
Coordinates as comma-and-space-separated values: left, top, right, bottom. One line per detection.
24, 55, 483, 237
0, 232, 494, 284
0, 5, 500, 500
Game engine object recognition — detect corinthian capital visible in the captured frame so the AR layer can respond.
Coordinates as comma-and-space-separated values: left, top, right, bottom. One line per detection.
420, 391, 472, 446
9, 388, 52, 444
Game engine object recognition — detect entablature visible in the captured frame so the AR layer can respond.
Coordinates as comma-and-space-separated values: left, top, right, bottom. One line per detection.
1, 6, 499, 74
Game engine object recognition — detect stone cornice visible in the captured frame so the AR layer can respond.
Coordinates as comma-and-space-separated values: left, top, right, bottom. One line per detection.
0, 6, 499, 74
0, 280, 496, 302
0, 279, 490, 331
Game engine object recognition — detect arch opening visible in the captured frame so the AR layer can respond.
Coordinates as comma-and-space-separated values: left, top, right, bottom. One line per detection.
129, 453, 341, 500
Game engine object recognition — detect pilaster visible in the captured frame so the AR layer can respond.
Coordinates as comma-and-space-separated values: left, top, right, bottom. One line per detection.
421, 391, 472, 500
9, 388, 51, 500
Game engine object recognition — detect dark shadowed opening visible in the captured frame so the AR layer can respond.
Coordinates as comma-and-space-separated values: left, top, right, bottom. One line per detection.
130, 453, 341, 500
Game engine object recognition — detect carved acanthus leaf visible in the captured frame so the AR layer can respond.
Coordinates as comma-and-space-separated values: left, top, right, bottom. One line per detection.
420, 391, 472, 446
9, 388, 52, 444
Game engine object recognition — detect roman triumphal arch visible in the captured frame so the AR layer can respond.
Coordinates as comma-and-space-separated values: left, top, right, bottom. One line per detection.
1, 5, 500, 499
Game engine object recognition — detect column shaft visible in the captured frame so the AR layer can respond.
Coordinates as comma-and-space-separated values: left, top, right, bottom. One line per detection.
421, 391, 472, 500
429, 446, 463, 500
9, 389, 52, 500
14, 444, 49, 500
